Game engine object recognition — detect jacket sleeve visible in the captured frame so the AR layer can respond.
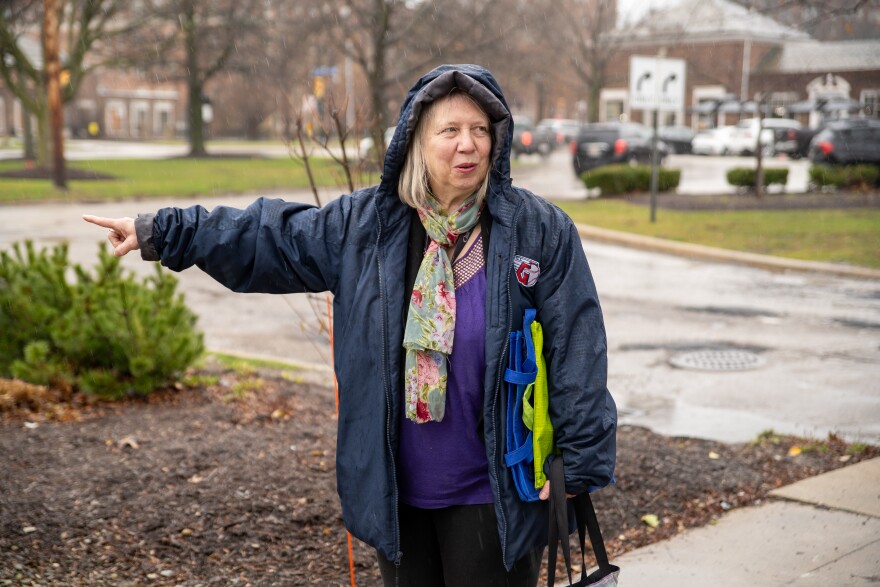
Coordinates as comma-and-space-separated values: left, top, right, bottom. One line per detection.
534, 218, 616, 494
137, 196, 349, 295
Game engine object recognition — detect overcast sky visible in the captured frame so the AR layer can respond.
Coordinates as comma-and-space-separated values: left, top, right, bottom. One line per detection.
617, 0, 679, 26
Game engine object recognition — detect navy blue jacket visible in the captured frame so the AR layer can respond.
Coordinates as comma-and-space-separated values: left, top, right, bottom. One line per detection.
138, 64, 616, 570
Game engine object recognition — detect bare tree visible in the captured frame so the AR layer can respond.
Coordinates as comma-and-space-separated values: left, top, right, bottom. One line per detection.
332, 0, 524, 150
0, 0, 130, 167
543, 0, 621, 123
731, 0, 880, 39
108, 0, 263, 156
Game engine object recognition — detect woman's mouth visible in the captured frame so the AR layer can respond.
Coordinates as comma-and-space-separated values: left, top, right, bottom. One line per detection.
455, 163, 477, 172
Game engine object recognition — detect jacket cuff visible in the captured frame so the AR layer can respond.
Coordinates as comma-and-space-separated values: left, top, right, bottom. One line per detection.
135, 212, 159, 261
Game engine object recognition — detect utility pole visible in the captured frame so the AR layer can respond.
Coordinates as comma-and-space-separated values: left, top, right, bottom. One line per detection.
43, 0, 66, 188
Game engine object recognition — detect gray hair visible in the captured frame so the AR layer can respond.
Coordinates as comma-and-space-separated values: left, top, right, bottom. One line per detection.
397, 90, 492, 211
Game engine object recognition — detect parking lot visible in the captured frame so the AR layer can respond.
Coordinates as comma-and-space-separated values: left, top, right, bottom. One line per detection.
511, 147, 812, 200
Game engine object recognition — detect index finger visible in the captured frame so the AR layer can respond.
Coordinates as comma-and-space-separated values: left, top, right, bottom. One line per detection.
82, 214, 119, 230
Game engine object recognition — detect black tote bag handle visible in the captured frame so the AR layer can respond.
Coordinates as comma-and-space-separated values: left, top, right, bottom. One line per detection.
547, 457, 620, 587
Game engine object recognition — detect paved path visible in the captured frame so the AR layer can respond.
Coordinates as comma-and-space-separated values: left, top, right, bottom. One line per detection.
615, 457, 880, 586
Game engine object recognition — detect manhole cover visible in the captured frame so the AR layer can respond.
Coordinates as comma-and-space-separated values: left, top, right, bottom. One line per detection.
669, 349, 766, 371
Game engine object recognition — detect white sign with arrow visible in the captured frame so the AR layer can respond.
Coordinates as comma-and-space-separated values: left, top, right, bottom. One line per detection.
629, 56, 686, 112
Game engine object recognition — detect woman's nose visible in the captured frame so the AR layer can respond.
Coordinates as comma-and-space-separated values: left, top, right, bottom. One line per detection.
458, 131, 477, 152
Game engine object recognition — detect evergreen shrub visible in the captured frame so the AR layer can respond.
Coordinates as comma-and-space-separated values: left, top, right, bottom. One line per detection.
580, 164, 681, 196
809, 164, 880, 189
726, 167, 789, 188
0, 241, 204, 399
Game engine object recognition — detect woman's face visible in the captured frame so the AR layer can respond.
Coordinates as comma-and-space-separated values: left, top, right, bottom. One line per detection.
422, 94, 491, 209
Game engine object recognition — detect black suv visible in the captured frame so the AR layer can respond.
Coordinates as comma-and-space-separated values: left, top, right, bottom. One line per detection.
571, 122, 669, 176
808, 118, 880, 165
511, 117, 555, 158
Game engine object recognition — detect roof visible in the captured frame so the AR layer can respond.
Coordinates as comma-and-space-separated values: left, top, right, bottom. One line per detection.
767, 40, 880, 73
619, 0, 810, 44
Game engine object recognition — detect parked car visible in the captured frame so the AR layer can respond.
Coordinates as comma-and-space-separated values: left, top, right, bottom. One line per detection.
512, 117, 555, 158
728, 117, 802, 156
691, 126, 737, 156
808, 118, 880, 165
537, 118, 582, 146
658, 125, 696, 154
358, 126, 397, 160
571, 122, 670, 176
791, 126, 824, 159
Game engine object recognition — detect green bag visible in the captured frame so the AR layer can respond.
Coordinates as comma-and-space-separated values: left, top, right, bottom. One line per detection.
522, 319, 556, 489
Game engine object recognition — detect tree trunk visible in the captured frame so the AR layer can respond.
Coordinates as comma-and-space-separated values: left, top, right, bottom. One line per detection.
22, 100, 36, 161
588, 79, 602, 123
366, 0, 390, 150
35, 105, 50, 169
183, 0, 206, 157
43, 0, 66, 188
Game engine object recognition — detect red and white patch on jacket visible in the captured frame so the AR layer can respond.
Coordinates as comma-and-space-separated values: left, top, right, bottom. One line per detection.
513, 255, 540, 287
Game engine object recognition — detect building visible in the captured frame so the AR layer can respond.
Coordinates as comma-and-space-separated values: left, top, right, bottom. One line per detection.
599, 0, 880, 129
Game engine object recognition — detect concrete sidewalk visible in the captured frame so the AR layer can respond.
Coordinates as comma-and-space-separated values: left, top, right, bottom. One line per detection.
607, 457, 880, 586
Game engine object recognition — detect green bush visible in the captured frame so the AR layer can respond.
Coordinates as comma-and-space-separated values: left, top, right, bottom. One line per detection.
726, 167, 789, 188
809, 164, 880, 189
0, 241, 204, 400
580, 164, 681, 196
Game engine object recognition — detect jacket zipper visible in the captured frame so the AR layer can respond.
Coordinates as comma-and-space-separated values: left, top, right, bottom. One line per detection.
490, 203, 521, 568
375, 201, 401, 566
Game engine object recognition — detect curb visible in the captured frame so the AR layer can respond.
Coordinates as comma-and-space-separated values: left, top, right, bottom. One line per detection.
574, 222, 880, 280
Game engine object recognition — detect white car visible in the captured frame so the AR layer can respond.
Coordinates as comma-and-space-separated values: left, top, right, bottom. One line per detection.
691, 126, 737, 156
727, 118, 802, 156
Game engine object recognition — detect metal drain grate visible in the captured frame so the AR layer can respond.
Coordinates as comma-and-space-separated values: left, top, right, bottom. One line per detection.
669, 349, 766, 371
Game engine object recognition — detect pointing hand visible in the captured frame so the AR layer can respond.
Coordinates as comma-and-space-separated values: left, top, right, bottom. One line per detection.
82, 214, 139, 257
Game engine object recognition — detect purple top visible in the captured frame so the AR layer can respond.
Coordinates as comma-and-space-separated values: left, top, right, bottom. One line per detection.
398, 234, 493, 508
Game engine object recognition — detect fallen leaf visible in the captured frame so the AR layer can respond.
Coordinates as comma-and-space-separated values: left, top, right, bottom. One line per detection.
788, 446, 802, 456
117, 436, 139, 450
708, 451, 720, 460
22, 526, 37, 534
188, 474, 204, 484
839, 454, 852, 463
641, 514, 660, 528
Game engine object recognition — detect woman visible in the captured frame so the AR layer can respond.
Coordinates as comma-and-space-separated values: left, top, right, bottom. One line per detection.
84, 64, 617, 586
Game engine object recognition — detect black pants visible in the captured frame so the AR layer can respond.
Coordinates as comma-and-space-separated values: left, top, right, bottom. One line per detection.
376, 503, 542, 587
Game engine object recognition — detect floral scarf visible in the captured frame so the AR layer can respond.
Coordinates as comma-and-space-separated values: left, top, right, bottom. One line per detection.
403, 194, 480, 423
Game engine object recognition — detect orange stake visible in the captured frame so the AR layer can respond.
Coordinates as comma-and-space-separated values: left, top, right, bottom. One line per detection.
327, 293, 355, 587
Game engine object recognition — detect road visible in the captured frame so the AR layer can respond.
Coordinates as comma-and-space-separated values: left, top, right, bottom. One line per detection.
1, 146, 877, 445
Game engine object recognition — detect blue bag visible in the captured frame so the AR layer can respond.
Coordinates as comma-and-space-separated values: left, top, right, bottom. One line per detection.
503, 309, 540, 502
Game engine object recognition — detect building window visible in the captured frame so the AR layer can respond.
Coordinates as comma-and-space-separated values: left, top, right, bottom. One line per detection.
0, 97, 6, 136
861, 90, 880, 119
153, 101, 174, 137
105, 100, 127, 137
767, 92, 798, 118
605, 101, 624, 122
130, 100, 150, 138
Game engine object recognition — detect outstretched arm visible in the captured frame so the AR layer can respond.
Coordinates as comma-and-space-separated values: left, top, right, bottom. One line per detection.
82, 215, 139, 257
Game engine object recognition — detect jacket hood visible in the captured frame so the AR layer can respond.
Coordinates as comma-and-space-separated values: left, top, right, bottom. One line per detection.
379, 64, 513, 199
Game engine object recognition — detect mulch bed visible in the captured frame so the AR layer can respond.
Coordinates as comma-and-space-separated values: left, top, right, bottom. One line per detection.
2, 365, 877, 587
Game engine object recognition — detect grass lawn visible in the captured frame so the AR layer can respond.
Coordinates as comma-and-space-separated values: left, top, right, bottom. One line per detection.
556, 199, 880, 269
0, 157, 377, 203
